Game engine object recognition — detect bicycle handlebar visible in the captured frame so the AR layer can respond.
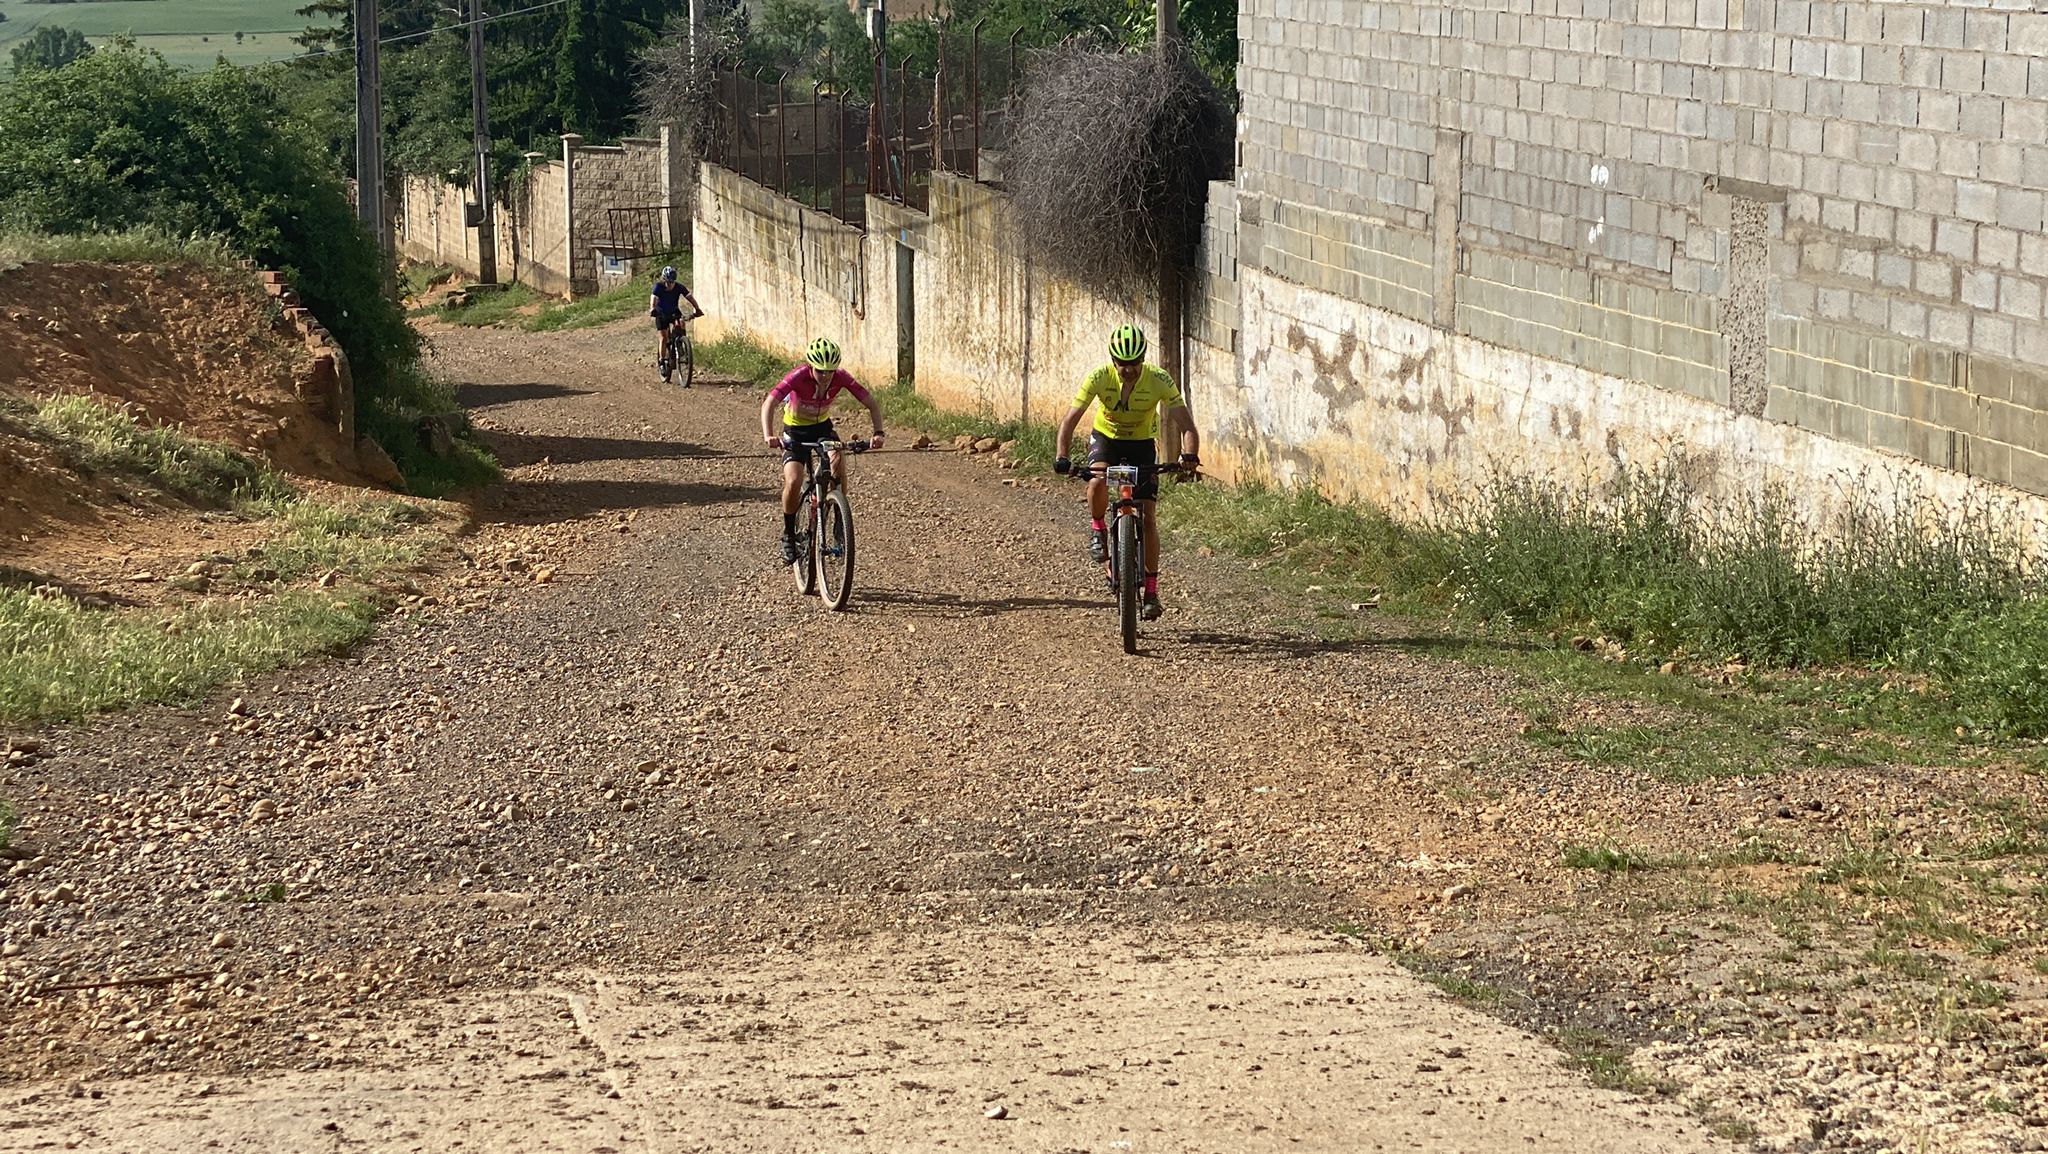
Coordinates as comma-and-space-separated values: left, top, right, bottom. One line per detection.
1062, 461, 1200, 482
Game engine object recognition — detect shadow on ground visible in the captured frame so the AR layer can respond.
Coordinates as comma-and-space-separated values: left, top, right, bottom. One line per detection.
453, 382, 597, 409
856, 587, 1102, 618
483, 430, 728, 468
481, 478, 766, 522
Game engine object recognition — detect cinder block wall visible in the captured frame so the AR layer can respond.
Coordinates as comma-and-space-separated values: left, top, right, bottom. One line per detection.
1234, 0, 2048, 528
695, 166, 1241, 442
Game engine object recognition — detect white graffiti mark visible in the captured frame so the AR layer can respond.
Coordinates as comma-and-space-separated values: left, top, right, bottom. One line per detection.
1586, 163, 1611, 246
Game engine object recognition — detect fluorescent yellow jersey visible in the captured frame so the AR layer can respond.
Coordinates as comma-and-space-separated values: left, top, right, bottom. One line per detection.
1074, 363, 1182, 441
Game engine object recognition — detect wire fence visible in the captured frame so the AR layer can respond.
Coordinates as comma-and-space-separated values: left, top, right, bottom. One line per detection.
709, 23, 1031, 227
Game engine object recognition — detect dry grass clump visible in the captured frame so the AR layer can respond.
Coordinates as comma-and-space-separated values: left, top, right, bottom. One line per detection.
1002, 41, 1231, 293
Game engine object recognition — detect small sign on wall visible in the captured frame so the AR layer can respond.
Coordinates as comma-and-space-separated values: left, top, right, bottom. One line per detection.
595, 246, 635, 292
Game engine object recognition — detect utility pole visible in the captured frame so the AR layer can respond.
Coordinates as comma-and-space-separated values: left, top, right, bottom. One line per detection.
354, 0, 387, 254
469, 0, 497, 283
1155, 0, 1183, 397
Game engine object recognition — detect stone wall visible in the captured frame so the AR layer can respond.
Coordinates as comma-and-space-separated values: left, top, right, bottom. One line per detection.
1227, 0, 2048, 531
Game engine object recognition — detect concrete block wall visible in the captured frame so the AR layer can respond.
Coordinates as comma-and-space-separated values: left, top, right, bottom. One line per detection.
1231, 0, 2048, 523
694, 163, 896, 387
395, 164, 572, 298
695, 167, 1242, 453
567, 138, 667, 294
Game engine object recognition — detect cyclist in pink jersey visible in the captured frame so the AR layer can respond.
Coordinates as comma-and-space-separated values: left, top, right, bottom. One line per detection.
760, 337, 886, 563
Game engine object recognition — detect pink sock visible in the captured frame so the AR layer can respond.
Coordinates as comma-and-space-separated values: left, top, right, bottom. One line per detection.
1090, 519, 1106, 532
1143, 574, 1160, 597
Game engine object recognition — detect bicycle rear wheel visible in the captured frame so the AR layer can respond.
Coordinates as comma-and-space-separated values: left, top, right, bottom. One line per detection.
791, 487, 819, 595
1116, 513, 1140, 654
816, 490, 856, 611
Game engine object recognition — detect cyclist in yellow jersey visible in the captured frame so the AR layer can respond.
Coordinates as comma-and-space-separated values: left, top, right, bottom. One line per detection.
1052, 324, 1201, 621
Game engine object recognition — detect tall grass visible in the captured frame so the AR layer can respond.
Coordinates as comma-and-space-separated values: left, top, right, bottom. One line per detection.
1440, 467, 2028, 668
2, 396, 449, 725
0, 228, 244, 273
696, 334, 792, 386
26, 395, 295, 507
355, 365, 500, 497
1170, 465, 2048, 735
0, 588, 378, 725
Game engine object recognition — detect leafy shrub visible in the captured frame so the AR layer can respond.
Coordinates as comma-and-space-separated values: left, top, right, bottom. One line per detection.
0, 45, 419, 416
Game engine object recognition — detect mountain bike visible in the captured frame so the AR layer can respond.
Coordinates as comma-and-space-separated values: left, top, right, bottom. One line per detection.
656, 313, 696, 387
788, 438, 868, 611
1068, 460, 1195, 653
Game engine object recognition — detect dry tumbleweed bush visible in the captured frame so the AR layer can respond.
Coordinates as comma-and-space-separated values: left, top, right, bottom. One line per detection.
1002, 42, 1232, 294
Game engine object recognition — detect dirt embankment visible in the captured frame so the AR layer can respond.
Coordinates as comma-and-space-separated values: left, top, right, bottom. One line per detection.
0, 260, 370, 573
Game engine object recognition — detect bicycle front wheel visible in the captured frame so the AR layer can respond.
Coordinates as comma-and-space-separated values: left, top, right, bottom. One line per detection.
816, 490, 856, 611
678, 331, 695, 388
792, 490, 819, 596
1116, 513, 1141, 654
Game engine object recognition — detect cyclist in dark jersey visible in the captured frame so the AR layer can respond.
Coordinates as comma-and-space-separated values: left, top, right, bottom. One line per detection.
648, 266, 702, 379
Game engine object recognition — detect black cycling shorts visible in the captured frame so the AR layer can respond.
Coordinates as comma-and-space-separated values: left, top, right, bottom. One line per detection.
652, 310, 682, 330
781, 420, 840, 465
1087, 431, 1160, 499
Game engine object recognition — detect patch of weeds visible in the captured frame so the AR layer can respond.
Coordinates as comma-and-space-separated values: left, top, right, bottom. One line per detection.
433, 283, 546, 327
0, 228, 243, 273
398, 261, 455, 301
1420, 971, 1506, 1006
222, 882, 287, 904
28, 396, 295, 508
696, 334, 792, 387
0, 799, 15, 849
2033, 956, 2048, 975
875, 380, 1057, 470
1985, 1095, 2019, 1115
524, 282, 649, 333
356, 367, 500, 497
1555, 1028, 1676, 1095
1560, 843, 1653, 873
0, 586, 379, 726
1697, 1110, 1759, 1144
235, 497, 434, 584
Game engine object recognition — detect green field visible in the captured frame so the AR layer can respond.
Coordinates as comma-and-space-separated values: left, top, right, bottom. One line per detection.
0, 0, 334, 72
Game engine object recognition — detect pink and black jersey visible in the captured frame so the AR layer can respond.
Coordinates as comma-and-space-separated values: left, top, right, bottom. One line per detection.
769, 366, 872, 427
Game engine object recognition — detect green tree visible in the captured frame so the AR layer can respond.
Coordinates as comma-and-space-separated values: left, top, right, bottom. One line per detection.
11, 26, 95, 72
0, 46, 417, 407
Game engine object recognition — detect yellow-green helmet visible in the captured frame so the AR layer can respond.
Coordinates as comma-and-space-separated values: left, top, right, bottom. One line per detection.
1108, 324, 1146, 363
806, 337, 841, 372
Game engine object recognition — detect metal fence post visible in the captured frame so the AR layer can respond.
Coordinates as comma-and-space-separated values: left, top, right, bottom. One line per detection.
971, 18, 985, 180
812, 76, 825, 209
897, 56, 910, 203
776, 72, 788, 194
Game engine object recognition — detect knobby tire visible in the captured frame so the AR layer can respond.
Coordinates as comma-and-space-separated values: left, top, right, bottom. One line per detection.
791, 484, 819, 596
817, 490, 855, 611
1116, 513, 1141, 654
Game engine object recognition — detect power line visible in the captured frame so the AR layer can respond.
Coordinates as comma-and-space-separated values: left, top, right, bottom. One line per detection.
291, 0, 574, 61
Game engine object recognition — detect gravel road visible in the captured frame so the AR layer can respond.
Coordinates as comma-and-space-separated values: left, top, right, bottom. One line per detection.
1, 317, 2038, 1151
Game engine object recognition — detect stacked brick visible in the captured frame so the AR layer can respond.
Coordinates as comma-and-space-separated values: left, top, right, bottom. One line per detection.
256, 269, 354, 450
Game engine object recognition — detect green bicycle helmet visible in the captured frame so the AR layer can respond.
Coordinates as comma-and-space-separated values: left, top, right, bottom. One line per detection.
1108, 324, 1147, 363
806, 337, 842, 372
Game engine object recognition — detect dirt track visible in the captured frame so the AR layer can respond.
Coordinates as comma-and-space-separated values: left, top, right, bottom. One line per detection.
1, 317, 2041, 1150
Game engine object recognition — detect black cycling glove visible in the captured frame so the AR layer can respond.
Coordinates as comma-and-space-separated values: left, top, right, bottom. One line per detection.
1052, 456, 1072, 475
